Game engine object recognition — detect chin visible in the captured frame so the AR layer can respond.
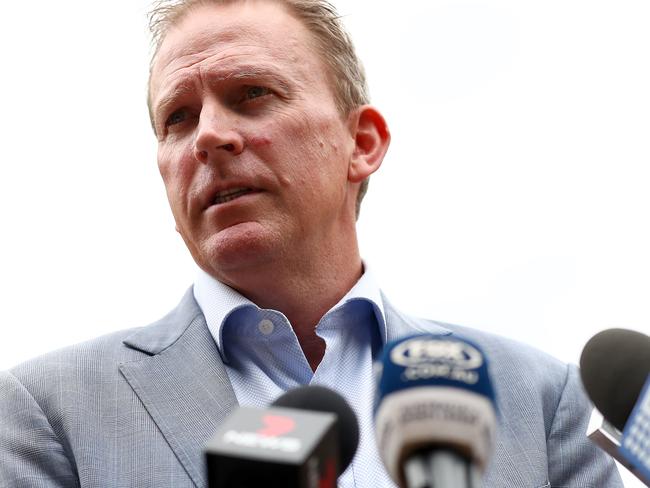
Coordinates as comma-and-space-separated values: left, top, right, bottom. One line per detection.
197, 222, 280, 277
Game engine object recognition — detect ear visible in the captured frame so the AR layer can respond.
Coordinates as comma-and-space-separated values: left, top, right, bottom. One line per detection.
347, 105, 391, 183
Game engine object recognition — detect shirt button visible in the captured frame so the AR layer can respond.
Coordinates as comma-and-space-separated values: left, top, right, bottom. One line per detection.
258, 319, 275, 335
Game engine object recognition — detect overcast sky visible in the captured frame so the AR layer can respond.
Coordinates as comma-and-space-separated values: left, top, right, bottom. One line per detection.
1, 2, 648, 484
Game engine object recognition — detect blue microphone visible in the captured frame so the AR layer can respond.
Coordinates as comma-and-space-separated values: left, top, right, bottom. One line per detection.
374, 333, 498, 488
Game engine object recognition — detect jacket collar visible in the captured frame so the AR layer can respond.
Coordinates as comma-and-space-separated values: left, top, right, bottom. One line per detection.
381, 292, 453, 342
122, 288, 203, 355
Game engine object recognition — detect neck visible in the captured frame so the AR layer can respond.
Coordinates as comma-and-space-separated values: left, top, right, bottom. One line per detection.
257, 256, 363, 371
213, 239, 363, 370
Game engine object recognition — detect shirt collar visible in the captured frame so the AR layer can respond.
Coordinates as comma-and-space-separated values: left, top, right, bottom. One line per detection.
329, 264, 386, 341
193, 263, 387, 360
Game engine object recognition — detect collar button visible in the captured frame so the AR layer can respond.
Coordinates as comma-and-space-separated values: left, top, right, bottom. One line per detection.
258, 319, 275, 335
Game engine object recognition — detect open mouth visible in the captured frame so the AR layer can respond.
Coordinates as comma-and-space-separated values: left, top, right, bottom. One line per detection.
213, 187, 256, 205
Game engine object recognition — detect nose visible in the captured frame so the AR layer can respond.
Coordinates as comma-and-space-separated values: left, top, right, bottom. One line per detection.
193, 104, 245, 162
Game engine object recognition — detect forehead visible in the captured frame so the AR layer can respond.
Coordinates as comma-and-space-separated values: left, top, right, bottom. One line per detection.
150, 1, 323, 104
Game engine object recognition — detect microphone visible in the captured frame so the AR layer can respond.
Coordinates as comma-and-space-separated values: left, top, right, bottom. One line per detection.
374, 333, 497, 488
580, 328, 650, 431
272, 385, 360, 473
205, 385, 359, 488
580, 328, 650, 485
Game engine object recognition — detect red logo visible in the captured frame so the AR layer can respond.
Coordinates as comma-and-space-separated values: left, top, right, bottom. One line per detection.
257, 415, 296, 437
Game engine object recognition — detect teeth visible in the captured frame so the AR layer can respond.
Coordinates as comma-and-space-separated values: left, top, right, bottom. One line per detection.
214, 187, 253, 204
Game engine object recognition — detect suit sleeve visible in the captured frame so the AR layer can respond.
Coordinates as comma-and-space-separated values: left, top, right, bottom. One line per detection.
546, 363, 623, 487
0, 371, 79, 488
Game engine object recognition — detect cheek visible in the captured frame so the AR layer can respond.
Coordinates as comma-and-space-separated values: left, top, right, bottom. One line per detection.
259, 114, 343, 166
243, 111, 351, 206
157, 141, 196, 196
262, 116, 350, 205
292, 116, 350, 181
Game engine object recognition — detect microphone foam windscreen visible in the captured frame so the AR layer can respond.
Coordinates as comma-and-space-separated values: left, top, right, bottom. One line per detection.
272, 385, 359, 473
580, 328, 650, 431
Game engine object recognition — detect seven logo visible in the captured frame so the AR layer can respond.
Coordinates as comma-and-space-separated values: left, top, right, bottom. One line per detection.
257, 415, 296, 437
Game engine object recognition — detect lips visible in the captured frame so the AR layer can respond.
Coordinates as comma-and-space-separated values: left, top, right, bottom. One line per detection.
213, 187, 256, 205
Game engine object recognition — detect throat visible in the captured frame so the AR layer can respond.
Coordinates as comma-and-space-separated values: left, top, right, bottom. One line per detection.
297, 334, 326, 372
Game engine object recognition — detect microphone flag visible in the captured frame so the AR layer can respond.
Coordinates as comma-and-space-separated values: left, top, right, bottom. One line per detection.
620, 373, 650, 485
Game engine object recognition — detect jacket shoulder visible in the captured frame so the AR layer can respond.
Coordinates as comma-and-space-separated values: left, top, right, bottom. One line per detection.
6, 326, 146, 400
399, 315, 623, 486
7, 288, 201, 390
404, 315, 571, 433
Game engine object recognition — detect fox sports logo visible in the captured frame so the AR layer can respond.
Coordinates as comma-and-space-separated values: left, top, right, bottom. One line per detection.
390, 337, 483, 370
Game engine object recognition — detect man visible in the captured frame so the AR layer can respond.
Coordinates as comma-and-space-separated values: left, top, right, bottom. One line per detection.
0, 0, 623, 487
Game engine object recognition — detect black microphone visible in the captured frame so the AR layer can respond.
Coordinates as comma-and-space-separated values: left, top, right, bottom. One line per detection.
374, 333, 497, 488
580, 328, 650, 485
580, 328, 650, 431
205, 385, 359, 488
272, 385, 360, 473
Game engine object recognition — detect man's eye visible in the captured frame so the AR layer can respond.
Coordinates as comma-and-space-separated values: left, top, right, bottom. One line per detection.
243, 86, 271, 101
165, 109, 188, 127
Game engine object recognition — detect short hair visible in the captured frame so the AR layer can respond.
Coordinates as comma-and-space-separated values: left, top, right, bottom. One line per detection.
147, 0, 371, 217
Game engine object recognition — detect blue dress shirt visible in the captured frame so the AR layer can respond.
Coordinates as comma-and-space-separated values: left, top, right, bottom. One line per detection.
193, 267, 397, 487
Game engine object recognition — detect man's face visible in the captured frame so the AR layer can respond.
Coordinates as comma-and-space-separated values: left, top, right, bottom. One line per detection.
150, 1, 358, 281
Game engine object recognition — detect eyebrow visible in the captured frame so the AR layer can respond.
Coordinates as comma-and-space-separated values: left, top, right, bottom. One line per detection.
153, 65, 293, 122
220, 66, 292, 93
154, 79, 196, 121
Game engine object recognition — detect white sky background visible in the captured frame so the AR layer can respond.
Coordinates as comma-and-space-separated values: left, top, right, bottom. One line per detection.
0, 1, 648, 485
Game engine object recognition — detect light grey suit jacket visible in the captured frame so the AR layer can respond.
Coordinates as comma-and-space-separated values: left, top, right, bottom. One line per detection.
0, 289, 622, 487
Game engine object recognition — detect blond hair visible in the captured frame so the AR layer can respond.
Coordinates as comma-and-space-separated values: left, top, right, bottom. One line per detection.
148, 0, 372, 217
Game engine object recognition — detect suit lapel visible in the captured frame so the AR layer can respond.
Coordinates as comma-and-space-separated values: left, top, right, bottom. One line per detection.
119, 289, 237, 487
